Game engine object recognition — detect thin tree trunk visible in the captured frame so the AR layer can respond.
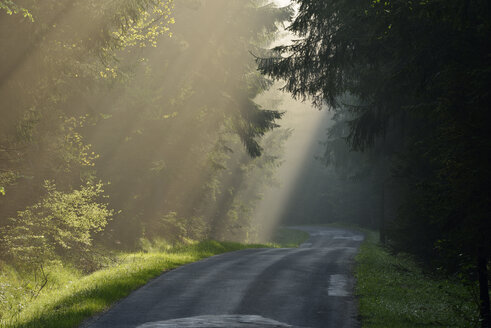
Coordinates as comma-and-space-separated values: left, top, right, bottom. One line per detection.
478, 247, 490, 328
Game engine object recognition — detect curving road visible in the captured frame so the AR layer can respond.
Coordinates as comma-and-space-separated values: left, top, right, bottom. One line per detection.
83, 226, 363, 328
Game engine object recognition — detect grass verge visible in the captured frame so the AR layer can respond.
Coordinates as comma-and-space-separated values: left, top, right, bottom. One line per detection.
0, 240, 271, 328
356, 230, 479, 327
0, 229, 308, 328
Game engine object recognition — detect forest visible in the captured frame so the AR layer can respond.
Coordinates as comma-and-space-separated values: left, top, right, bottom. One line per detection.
0, 0, 293, 257
0, 0, 490, 327
258, 0, 490, 325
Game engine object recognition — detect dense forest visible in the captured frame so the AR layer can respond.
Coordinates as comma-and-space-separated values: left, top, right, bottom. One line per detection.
0, 0, 293, 270
1, 0, 490, 326
259, 0, 490, 325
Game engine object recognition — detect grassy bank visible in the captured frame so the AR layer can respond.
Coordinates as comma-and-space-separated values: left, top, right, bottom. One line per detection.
0, 240, 273, 328
355, 230, 479, 327
0, 229, 308, 328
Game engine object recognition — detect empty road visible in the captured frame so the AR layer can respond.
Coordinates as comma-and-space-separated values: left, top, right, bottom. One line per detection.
84, 226, 363, 328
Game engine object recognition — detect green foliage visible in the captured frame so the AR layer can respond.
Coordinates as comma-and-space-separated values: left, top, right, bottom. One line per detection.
0, 0, 177, 235
83, 0, 291, 245
0, 0, 287, 246
111, 0, 174, 49
0, 7, 296, 328
0, 16, 294, 328
1, 181, 113, 269
145, 212, 207, 243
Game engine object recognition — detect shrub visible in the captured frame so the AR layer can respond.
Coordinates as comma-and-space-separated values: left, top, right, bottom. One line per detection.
1, 180, 113, 270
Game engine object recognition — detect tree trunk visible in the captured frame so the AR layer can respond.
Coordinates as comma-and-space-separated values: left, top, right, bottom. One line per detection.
478, 247, 490, 328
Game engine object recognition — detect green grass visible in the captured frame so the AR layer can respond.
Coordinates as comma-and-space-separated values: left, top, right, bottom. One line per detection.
0, 240, 271, 328
0, 229, 308, 328
355, 230, 479, 327
287, 222, 480, 327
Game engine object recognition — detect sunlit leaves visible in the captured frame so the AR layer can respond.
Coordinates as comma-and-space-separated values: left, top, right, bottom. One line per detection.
60, 116, 99, 169
1, 180, 113, 268
99, 67, 119, 79
111, 0, 175, 49
0, 0, 33, 22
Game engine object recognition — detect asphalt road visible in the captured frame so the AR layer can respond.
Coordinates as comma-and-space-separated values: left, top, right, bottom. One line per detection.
84, 226, 364, 328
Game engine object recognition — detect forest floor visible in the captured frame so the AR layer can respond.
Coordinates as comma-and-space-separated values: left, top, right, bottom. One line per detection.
0, 229, 307, 328
353, 227, 480, 327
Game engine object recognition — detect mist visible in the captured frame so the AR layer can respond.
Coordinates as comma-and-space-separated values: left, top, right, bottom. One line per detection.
0, 0, 408, 256
0, 0, 372, 252
253, 89, 331, 240
1, 0, 490, 325
0, 0, 294, 257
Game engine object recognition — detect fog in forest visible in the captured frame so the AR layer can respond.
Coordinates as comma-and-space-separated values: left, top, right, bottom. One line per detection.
253, 89, 331, 240
1, 0, 490, 325
0, 0, 344, 251
0, 0, 300, 257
